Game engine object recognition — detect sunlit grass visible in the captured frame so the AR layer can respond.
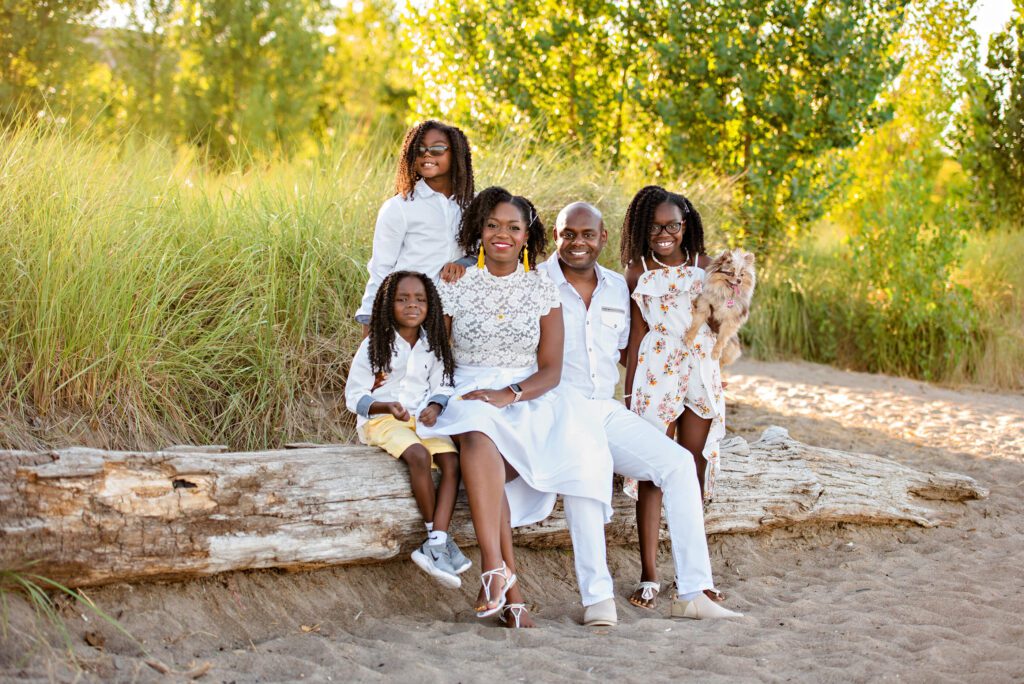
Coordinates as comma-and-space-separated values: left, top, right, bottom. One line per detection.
1, 122, 1019, 452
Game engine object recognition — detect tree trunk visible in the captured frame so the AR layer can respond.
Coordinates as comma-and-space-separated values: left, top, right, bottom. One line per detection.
0, 426, 986, 589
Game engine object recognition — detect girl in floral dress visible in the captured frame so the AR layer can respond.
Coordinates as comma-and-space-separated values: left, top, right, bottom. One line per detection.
620, 185, 726, 610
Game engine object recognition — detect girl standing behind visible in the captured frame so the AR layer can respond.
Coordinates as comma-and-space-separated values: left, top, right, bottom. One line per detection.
345, 271, 471, 588
354, 121, 475, 335
621, 185, 727, 610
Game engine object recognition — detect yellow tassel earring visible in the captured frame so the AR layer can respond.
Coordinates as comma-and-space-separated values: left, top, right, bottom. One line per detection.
477, 246, 485, 270
522, 248, 530, 272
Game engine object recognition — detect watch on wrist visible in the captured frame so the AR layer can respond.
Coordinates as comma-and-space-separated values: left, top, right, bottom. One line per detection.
508, 383, 524, 403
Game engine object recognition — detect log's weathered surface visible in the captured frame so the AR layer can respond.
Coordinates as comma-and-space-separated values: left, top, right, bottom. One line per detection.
0, 426, 986, 588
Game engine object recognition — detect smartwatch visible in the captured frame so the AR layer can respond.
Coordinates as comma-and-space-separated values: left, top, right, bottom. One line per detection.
508, 383, 524, 403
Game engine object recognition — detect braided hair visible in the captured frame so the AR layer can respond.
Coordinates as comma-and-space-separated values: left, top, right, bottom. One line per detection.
394, 120, 475, 210
457, 186, 547, 268
619, 185, 706, 267
368, 271, 455, 385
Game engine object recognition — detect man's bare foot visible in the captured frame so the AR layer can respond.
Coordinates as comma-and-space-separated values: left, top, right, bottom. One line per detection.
628, 581, 660, 609
499, 603, 535, 628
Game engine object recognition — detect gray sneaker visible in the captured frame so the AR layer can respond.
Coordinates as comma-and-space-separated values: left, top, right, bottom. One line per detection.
411, 540, 460, 589
446, 538, 472, 574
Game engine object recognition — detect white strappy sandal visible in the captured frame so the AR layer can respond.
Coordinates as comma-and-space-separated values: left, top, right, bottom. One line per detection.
475, 563, 517, 618
498, 603, 529, 628
629, 581, 661, 609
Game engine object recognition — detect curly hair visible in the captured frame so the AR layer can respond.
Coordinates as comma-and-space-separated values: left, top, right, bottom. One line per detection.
368, 271, 454, 385
394, 120, 474, 210
457, 186, 547, 268
619, 185, 706, 267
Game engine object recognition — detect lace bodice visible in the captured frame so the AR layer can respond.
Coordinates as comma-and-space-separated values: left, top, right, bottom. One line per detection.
439, 265, 561, 368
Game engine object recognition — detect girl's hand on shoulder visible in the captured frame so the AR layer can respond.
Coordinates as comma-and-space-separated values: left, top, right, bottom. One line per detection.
440, 262, 466, 283
418, 403, 441, 427
388, 402, 410, 422
462, 388, 514, 408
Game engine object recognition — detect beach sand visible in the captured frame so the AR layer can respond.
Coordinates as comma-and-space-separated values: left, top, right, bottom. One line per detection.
3, 359, 1023, 683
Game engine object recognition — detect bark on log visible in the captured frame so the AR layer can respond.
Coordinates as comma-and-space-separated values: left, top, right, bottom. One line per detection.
0, 426, 986, 588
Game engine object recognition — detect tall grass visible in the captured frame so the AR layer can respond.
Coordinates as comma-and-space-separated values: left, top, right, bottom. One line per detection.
1, 123, 1019, 452
0, 122, 735, 450
743, 230, 1024, 390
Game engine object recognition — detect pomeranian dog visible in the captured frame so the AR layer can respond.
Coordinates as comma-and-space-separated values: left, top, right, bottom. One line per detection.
683, 249, 756, 365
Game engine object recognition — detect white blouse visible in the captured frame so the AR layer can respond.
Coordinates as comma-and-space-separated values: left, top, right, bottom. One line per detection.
438, 265, 561, 369
354, 179, 464, 323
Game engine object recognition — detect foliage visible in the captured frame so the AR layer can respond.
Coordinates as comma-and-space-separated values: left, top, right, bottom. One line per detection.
0, 0, 105, 123
173, 0, 331, 162
957, 2, 1024, 221
317, 0, 414, 140
408, 0, 910, 252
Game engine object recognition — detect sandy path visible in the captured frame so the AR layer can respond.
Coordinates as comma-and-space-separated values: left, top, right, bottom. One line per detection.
3, 360, 1023, 683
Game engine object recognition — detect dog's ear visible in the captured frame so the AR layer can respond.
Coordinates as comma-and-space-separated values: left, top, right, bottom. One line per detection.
743, 251, 755, 265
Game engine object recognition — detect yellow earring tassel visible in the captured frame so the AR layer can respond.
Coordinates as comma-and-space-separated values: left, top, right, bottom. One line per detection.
477, 247, 485, 270
522, 249, 530, 272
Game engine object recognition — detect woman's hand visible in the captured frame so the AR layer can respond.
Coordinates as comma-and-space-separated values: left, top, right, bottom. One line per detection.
439, 262, 467, 283
418, 402, 442, 427
462, 387, 515, 409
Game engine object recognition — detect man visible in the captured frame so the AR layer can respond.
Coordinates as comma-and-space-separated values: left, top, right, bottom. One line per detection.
538, 202, 741, 624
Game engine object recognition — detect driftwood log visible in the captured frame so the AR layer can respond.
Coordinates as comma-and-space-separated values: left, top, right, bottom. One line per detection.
0, 426, 986, 588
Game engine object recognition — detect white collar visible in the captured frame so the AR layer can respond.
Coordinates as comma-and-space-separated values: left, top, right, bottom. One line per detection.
544, 251, 605, 289
414, 178, 455, 202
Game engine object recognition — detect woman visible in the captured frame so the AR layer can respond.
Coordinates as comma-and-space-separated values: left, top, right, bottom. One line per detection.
418, 186, 613, 628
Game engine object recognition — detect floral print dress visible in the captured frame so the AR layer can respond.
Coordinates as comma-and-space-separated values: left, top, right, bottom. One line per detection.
625, 257, 726, 504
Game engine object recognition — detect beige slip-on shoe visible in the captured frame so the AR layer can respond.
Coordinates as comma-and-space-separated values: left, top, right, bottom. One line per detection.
582, 598, 618, 627
670, 593, 743, 620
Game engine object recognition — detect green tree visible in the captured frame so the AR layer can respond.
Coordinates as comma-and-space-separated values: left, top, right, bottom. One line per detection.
405, 0, 660, 168
957, 2, 1024, 222
407, 0, 910, 252
317, 0, 413, 139
649, 0, 909, 250
0, 0, 104, 123
174, 0, 330, 161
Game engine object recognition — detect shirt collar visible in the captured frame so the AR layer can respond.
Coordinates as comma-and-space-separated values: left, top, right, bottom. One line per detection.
544, 252, 606, 290
414, 178, 457, 203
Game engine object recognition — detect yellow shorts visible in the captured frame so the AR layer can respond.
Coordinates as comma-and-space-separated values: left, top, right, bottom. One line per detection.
362, 415, 457, 464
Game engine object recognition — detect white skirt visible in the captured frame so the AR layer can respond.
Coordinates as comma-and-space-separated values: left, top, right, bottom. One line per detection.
417, 365, 613, 527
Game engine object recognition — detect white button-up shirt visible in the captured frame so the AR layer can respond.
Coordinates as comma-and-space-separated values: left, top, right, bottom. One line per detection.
354, 179, 464, 323
539, 253, 630, 400
344, 334, 454, 437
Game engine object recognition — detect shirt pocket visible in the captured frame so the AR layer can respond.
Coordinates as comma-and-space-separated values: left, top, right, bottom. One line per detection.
599, 306, 627, 348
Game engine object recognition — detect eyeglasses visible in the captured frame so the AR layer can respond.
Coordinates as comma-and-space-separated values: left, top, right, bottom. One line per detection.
416, 144, 449, 157
649, 221, 683, 236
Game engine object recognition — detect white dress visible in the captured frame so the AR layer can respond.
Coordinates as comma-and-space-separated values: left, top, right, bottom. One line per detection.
626, 256, 726, 503
417, 265, 614, 527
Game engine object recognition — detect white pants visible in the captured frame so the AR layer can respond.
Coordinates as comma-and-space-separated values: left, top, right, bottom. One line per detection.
563, 398, 715, 606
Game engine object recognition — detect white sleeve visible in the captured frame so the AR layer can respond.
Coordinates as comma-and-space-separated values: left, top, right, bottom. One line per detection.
426, 352, 455, 403
344, 338, 376, 416
354, 198, 407, 322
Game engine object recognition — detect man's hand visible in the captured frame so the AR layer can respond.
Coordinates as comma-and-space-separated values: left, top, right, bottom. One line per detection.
418, 402, 442, 427
462, 387, 515, 409
439, 262, 467, 283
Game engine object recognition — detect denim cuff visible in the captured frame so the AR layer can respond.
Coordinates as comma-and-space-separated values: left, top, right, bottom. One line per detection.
355, 395, 375, 418
427, 394, 450, 411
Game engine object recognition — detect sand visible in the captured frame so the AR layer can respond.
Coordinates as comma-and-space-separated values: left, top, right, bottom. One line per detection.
3, 359, 1023, 683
